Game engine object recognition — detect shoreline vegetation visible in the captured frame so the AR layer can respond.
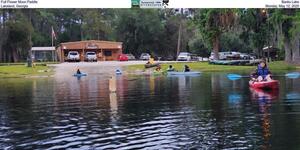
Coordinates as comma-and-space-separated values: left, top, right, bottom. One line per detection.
0, 61, 297, 78
0, 62, 56, 78
126, 61, 297, 73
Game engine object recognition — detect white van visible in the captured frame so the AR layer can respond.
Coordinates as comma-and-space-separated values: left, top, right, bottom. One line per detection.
67, 51, 80, 62
85, 52, 97, 62
209, 52, 228, 60
177, 52, 191, 61
209, 52, 239, 60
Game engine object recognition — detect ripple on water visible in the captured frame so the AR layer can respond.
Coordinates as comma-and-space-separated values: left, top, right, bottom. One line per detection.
1, 76, 299, 149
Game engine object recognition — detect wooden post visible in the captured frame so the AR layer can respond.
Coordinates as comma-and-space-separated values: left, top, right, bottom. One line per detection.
109, 76, 117, 92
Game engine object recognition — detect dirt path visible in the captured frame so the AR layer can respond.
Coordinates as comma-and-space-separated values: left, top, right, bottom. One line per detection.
49, 61, 146, 77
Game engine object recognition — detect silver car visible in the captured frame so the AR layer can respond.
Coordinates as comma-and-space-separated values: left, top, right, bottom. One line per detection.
139, 53, 150, 60
126, 54, 136, 60
85, 52, 97, 62
67, 51, 80, 62
177, 52, 191, 61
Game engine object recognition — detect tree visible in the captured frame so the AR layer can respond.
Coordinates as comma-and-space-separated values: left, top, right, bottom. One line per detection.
80, 9, 112, 40
239, 9, 270, 58
194, 9, 237, 59
160, 9, 194, 57
114, 9, 163, 56
269, 9, 300, 64
0, 10, 33, 62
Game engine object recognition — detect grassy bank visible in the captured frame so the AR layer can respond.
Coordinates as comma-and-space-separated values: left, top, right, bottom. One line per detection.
0, 62, 58, 66
126, 61, 296, 73
0, 65, 53, 78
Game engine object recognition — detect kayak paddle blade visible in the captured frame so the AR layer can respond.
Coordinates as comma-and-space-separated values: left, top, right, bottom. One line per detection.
285, 72, 300, 79
227, 74, 242, 81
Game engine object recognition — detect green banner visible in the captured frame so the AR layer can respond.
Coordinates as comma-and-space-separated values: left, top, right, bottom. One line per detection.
131, 0, 140, 7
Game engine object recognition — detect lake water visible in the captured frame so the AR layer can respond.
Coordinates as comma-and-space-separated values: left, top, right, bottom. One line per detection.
0, 73, 300, 149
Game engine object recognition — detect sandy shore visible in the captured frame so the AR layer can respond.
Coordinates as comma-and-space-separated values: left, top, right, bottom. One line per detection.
49, 61, 147, 77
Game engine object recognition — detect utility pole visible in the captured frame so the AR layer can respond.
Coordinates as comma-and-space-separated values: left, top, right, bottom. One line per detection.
28, 9, 32, 67
267, 12, 270, 62
176, 23, 182, 57
176, 9, 183, 57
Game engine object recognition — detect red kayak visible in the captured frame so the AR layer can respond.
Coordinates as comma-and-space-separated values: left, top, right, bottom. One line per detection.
249, 80, 279, 89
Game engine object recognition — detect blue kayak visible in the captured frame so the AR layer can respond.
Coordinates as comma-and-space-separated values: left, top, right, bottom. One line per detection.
167, 71, 201, 76
73, 73, 87, 77
116, 69, 122, 75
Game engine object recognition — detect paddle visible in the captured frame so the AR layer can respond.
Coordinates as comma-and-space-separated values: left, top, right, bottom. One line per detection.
284, 72, 300, 79
227, 72, 300, 81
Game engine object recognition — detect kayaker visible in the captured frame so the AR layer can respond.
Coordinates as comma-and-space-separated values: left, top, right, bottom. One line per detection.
155, 64, 161, 72
184, 65, 190, 72
251, 60, 272, 82
146, 57, 154, 65
116, 69, 122, 75
76, 68, 82, 74
167, 65, 175, 72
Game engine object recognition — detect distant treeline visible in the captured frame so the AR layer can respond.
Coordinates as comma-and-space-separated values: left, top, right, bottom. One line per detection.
0, 9, 299, 63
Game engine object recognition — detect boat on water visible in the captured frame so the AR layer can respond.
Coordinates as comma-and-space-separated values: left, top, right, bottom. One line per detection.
145, 63, 161, 69
73, 73, 87, 77
250, 87, 279, 101
116, 69, 122, 75
153, 70, 164, 76
249, 80, 279, 89
167, 71, 201, 76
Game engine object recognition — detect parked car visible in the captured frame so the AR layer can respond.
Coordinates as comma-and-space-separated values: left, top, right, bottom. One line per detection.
227, 52, 240, 59
67, 51, 80, 62
139, 53, 151, 60
202, 57, 209, 61
119, 54, 128, 61
209, 52, 229, 60
126, 54, 136, 60
177, 52, 191, 61
249, 54, 257, 60
209, 52, 224, 60
239, 53, 251, 60
85, 52, 97, 62
166, 56, 176, 61
209, 52, 214, 60
190, 54, 199, 61
209, 52, 240, 60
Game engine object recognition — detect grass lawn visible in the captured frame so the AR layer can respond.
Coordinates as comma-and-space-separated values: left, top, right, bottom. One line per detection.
0, 62, 58, 66
0, 65, 53, 78
126, 61, 296, 73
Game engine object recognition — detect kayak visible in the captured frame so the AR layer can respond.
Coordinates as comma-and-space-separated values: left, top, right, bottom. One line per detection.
116, 69, 122, 75
153, 71, 164, 75
167, 71, 201, 76
73, 73, 87, 77
250, 87, 279, 100
249, 80, 279, 89
145, 63, 161, 69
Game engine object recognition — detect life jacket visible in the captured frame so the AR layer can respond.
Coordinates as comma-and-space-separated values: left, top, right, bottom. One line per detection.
257, 65, 269, 77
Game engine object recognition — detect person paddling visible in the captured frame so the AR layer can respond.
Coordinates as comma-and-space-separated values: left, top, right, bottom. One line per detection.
167, 65, 175, 72
76, 68, 82, 74
251, 60, 272, 82
155, 64, 162, 72
184, 65, 190, 72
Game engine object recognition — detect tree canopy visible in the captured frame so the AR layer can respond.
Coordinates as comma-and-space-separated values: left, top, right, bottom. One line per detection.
0, 9, 299, 63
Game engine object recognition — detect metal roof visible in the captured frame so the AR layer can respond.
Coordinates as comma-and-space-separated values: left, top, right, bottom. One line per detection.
31, 47, 56, 51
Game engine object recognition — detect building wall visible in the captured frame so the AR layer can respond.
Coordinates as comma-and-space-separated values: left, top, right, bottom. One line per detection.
57, 40, 122, 62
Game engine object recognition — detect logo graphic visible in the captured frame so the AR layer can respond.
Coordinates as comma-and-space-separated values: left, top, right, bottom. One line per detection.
131, 0, 169, 8
131, 0, 140, 7
163, 0, 169, 6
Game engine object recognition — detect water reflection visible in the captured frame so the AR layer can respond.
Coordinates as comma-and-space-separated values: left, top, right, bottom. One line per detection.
250, 88, 279, 149
109, 92, 118, 125
250, 88, 279, 101
228, 93, 242, 105
0, 74, 300, 149
286, 92, 300, 101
